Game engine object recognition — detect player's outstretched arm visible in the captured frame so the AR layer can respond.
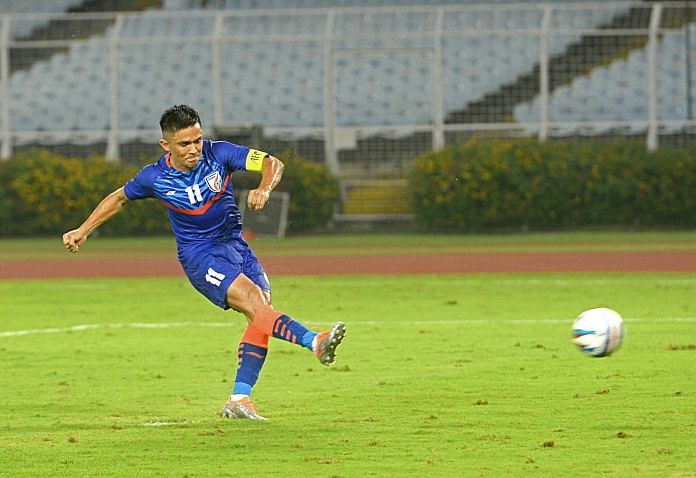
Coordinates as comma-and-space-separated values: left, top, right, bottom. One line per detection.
62, 187, 129, 253
247, 155, 284, 211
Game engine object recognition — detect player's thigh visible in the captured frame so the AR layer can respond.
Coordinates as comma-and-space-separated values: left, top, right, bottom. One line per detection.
181, 251, 244, 310
225, 273, 270, 316
233, 240, 271, 293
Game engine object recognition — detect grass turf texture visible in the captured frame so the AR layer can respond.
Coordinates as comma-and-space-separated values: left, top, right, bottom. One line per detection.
1, 230, 696, 259
1, 273, 694, 477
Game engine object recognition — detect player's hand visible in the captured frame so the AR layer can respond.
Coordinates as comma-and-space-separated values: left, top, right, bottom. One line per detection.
62, 229, 87, 253
247, 188, 270, 211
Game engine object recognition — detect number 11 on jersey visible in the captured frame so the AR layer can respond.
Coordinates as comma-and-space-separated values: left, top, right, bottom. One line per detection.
186, 184, 203, 204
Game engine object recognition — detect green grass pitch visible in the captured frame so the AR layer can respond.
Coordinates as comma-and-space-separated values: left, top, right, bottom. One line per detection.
1, 270, 694, 476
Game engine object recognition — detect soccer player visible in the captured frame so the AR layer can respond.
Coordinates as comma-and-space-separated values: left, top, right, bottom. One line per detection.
62, 104, 345, 420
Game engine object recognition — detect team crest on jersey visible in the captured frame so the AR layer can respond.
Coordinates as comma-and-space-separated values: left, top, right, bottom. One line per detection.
204, 171, 222, 192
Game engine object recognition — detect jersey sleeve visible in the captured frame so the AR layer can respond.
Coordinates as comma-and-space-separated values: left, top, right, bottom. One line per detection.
123, 165, 158, 200
209, 140, 268, 173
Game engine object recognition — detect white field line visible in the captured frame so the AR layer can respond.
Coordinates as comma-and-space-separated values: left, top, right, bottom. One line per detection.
298, 278, 696, 287
491, 278, 696, 286
142, 420, 195, 427
1, 317, 695, 339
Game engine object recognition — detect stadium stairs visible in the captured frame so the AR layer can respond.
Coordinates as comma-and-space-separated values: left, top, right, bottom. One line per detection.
341, 179, 410, 216
443, 2, 682, 125
333, 132, 433, 220
336, 177, 413, 224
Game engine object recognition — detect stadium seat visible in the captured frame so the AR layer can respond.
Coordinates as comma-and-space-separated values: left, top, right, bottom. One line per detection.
514, 28, 694, 133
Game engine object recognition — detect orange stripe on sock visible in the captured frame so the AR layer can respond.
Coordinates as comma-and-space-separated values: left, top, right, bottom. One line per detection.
279, 324, 287, 338
252, 305, 283, 337
241, 323, 269, 349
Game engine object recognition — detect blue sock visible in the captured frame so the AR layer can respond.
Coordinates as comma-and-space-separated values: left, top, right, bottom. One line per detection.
271, 314, 316, 351
232, 382, 252, 396
301, 330, 318, 351
232, 342, 267, 396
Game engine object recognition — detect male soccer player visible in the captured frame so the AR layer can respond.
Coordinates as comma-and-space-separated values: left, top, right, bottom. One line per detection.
62, 104, 345, 420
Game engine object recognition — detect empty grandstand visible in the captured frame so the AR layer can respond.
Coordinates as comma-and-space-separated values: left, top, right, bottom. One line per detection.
515, 26, 695, 134
0, 1, 694, 217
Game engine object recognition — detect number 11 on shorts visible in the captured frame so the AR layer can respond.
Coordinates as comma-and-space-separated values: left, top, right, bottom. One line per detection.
205, 268, 226, 287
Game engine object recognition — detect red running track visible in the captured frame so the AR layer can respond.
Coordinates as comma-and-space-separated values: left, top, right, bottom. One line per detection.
1, 251, 696, 279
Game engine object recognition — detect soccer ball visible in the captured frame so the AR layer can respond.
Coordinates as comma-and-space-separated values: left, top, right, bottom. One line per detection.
572, 308, 625, 357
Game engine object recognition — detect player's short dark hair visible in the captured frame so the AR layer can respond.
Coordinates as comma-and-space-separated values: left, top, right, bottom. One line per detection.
159, 104, 201, 135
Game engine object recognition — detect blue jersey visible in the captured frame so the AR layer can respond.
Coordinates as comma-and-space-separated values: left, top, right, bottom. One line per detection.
123, 140, 266, 248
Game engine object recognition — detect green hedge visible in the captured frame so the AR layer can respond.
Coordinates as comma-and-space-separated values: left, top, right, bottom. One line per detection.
0, 148, 339, 237
409, 139, 696, 231
0, 150, 169, 237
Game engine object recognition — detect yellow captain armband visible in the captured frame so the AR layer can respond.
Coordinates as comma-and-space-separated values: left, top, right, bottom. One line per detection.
245, 149, 267, 172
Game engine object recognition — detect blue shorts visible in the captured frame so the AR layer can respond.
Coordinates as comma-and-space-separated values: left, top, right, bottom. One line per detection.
178, 237, 270, 310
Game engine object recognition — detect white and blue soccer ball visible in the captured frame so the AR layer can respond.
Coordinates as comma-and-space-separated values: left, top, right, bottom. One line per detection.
572, 307, 625, 357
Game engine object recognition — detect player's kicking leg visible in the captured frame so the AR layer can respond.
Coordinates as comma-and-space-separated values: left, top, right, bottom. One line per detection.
250, 302, 346, 366
221, 275, 346, 420
313, 321, 347, 366
226, 274, 347, 366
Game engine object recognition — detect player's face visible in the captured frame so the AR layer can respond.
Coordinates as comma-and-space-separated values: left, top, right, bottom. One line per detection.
160, 123, 203, 171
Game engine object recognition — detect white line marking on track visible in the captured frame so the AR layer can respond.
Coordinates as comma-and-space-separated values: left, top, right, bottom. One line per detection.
1, 317, 695, 338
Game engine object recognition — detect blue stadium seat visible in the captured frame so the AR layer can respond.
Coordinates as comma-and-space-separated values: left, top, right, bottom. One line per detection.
514, 29, 695, 134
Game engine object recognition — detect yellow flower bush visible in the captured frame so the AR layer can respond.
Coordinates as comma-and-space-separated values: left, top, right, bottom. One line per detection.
409, 139, 696, 232
1, 150, 176, 237
0, 148, 340, 237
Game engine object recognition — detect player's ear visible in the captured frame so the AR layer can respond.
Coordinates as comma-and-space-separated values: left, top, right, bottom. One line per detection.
159, 138, 170, 152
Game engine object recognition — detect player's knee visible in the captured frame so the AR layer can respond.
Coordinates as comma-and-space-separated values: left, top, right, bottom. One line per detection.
251, 291, 273, 316
261, 290, 272, 306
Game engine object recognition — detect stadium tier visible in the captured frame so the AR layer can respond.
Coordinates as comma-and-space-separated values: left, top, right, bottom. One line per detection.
3, 0, 84, 39
5, 4, 637, 138
0, 0, 81, 12
514, 26, 696, 135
